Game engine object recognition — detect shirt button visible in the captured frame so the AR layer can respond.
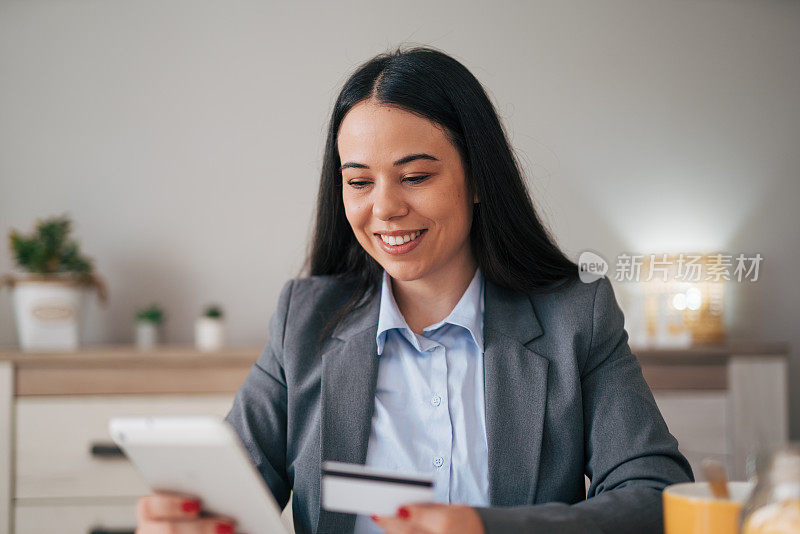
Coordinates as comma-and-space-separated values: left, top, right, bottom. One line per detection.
430, 394, 442, 407
433, 456, 444, 468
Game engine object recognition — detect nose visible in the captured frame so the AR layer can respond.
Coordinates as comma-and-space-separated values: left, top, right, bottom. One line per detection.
372, 181, 408, 220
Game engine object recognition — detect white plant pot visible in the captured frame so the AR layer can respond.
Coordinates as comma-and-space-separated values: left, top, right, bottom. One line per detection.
11, 278, 88, 352
136, 321, 159, 351
195, 317, 225, 352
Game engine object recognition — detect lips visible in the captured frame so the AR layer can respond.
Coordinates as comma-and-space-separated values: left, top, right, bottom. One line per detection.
374, 229, 427, 255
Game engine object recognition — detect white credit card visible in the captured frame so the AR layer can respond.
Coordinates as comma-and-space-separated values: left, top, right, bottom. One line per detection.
321, 461, 435, 516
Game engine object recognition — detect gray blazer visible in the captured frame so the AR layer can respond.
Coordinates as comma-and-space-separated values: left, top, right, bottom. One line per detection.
224, 274, 693, 534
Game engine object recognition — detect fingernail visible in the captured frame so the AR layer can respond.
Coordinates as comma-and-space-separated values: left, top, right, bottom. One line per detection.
398, 506, 410, 519
371, 515, 379, 522
181, 500, 200, 513
215, 523, 234, 534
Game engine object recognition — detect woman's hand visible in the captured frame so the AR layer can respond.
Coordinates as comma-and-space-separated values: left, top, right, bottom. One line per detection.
135, 492, 236, 533
371, 503, 485, 534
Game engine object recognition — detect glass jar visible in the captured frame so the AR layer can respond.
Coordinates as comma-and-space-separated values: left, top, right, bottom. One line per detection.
741, 444, 800, 534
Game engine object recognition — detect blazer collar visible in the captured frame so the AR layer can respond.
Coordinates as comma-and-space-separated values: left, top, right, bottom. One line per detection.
330, 276, 543, 345
317, 277, 549, 532
375, 267, 486, 355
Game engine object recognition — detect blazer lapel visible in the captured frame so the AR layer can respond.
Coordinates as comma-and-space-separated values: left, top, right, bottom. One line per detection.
483, 279, 550, 506
317, 288, 381, 533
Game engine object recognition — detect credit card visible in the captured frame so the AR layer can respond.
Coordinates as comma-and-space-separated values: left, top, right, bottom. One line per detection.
321, 461, 435, 516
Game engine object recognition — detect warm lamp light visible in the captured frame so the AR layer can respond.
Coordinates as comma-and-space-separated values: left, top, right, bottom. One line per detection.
639, 254, 727, 346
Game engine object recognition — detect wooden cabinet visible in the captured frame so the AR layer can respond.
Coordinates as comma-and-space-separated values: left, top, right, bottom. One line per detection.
0, 345, 296, 534
15, 395, 235, 500
636, 342, 789, 482
13, 395, 234, 534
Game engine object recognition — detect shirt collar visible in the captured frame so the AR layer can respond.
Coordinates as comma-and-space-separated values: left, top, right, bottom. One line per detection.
375, 266, 485, 355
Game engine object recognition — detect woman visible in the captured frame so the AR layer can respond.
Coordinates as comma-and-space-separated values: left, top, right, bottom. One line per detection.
135, 47, 693, 534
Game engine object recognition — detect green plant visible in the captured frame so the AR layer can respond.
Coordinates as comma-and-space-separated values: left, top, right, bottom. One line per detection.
8, 214, 93, 275
203, 304, 224, 319
136, 304, 165, 324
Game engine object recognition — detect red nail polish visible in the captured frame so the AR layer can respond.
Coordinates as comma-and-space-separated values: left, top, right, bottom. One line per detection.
398, 506, 410, 519
215, 523, 234, 534
181, 500, 200, 513
371, 515, 379, 521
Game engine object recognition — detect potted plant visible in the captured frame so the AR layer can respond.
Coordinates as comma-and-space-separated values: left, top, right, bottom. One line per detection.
195, 303, 225, 352
135, 303, 165, 350
1, 214, 107, 351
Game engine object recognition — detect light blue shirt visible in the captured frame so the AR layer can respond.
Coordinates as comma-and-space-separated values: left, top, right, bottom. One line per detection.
353, 267, 490, 533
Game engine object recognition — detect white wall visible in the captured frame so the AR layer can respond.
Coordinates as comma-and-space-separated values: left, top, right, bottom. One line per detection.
1, 0, 798, 435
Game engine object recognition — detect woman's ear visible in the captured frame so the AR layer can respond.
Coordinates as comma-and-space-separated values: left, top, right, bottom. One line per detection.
473, 193, 480, 204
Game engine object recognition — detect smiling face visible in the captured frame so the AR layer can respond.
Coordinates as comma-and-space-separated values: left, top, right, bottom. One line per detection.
338, 99, 478, 283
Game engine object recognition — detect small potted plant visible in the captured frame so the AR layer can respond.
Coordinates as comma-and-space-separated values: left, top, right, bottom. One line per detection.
195, 303, 225, 352
135, 303, 165, 350
1, 214, 107, 351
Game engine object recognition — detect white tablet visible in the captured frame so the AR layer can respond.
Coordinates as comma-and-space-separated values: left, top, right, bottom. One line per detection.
108, 416, 290, 534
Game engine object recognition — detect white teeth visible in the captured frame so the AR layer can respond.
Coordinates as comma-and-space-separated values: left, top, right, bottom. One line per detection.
379, 230, 422, 246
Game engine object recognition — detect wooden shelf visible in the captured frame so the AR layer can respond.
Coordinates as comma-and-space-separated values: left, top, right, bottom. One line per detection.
632, 340, 789, 365
633, 340, 789, 391
0, 344, 261, 366
0, 345, 262, 396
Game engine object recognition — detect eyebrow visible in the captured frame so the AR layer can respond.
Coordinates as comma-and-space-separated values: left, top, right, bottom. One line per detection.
339, 153, 439, 171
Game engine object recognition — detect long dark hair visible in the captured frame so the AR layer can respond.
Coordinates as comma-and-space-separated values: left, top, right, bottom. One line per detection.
303, 46, 578, 346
